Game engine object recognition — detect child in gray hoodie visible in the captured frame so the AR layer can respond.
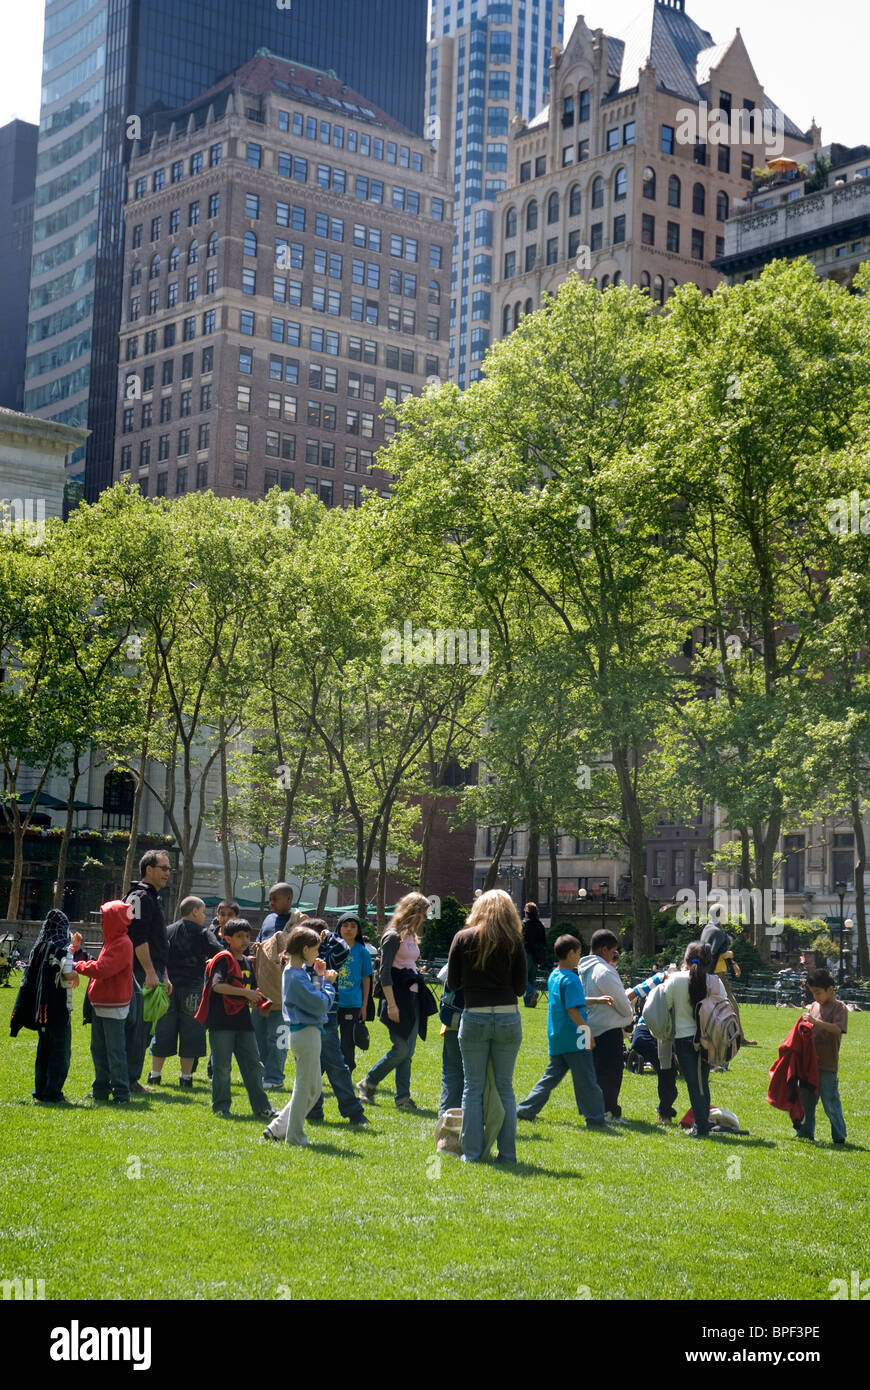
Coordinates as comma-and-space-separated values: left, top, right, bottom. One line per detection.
263, 926, 336, 1146
578, 930, 634, 1121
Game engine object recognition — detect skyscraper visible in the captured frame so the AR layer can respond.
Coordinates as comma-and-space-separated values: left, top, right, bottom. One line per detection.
426, 0, 563, 387
27, 0, 427, 498
0, 120, 38, 412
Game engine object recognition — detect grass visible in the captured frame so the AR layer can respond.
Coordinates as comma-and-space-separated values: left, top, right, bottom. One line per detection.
1, 988, 868, 1301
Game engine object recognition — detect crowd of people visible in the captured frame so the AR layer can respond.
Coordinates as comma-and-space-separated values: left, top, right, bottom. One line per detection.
8, 852, 851, 1156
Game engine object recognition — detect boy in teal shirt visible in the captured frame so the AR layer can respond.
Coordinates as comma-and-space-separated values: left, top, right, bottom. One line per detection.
517, 935, 610, 1127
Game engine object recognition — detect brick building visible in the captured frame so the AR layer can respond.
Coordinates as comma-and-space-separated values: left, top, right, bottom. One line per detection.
115, 53, 452, 506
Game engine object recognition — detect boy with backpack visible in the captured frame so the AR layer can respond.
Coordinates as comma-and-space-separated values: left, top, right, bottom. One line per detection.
195, 919, 278, 1122
644, 942, 734, 1137
516, 935, 611, 1128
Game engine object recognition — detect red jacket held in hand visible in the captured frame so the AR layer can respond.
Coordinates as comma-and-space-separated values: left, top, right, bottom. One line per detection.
767, 1017, 819, 1124
73, 900, 134, 1009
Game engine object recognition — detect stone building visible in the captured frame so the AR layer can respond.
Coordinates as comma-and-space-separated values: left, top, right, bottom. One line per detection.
714, 143, 870, 287
492, 0, 815, 332
115, 53, 452, 508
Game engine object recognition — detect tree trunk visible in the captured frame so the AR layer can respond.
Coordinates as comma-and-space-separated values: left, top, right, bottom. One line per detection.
418, 794, 438, 894
548, 832, 559, 919
613, 747, 652, 955
53, 751, 82, 910
483, 822, 511, 891
850, 795, 869, 977
217, 720, 233, 900
6, 814, 25, 922
122, 746, 148, 892
376, 813, 390, 929
258, 841, 266, 913
524, 825, 539, 907
317, 843, 335, 915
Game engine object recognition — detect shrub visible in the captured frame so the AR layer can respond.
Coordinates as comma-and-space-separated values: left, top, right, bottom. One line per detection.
545, 921, 584, 964
419, 894, 467, 958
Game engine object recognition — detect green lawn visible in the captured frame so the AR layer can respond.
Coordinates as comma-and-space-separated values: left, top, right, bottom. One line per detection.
1, 989, 867, 1301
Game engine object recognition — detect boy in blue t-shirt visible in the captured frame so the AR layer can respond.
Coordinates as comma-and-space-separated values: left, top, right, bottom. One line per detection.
517, 935, 611, 1127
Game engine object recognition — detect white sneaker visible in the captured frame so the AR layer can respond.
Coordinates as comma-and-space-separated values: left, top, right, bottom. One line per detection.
604, 1112, 628, 1125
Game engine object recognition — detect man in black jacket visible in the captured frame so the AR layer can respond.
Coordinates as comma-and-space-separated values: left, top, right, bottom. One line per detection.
147, 896, 222, 1088
124, 849, 172, 1094
521, 903, 547, 1008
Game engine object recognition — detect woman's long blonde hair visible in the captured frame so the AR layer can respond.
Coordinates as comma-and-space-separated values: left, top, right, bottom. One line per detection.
383, 891, 431, 941
464, 889, 523, 969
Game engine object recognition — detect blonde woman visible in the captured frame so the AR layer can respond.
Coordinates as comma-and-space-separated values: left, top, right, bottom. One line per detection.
447, 890, 527, 1164
357, 892, 431, 1110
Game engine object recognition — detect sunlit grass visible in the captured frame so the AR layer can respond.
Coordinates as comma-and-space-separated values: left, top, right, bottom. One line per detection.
1, 990, 867, 1300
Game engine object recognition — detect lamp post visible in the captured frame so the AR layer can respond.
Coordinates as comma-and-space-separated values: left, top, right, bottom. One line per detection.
835, 881, 847, 985
841, 916, 854, 987
598, 879, 608, 935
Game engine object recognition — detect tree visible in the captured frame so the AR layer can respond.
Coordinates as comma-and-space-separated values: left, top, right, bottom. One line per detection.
655, 259, 870, 949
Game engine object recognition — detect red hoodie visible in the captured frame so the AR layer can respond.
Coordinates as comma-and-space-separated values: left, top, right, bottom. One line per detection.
767, 1017, 819, 1124
74, 900, 134, 1009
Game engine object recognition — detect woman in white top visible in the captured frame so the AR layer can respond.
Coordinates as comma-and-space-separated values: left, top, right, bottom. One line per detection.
657, 942, 726, 1137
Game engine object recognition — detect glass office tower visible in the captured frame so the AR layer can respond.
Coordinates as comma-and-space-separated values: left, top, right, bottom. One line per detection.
427, 0, 563, 387
27, 0, 427, 496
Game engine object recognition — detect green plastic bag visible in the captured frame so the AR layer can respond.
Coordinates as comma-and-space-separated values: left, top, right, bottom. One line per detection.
142, 982, 170, 1025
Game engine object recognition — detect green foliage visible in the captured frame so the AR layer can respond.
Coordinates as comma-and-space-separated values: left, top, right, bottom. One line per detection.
810, 933, 840, 961
420, 894, 467, 957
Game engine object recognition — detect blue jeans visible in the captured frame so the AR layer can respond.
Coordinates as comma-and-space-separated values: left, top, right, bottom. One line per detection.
517, 1049, 606, 1125
797, 1069, 846, 1143
458, 1008, 522, 1162
674, 1035, 711, 1135
209, 1027, 271, 1115
91, 1014, 130, 1101
33, 1015, 71, 1101
523, 952, 539, 1006
251, 1007, 287, 1088
364, 1018, 419, 1103
439, 1026, 464, 1114
308, 1011, 365, 1119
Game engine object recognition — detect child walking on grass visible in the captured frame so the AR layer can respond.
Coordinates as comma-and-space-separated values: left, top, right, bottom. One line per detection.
517, 935, 611, 1128
263, 926, 336, 1147
195, 919, 278, 1122
793, 967, 848, 1145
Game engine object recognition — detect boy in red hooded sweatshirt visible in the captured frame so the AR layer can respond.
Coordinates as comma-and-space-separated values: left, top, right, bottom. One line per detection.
74, 901, 135, 1104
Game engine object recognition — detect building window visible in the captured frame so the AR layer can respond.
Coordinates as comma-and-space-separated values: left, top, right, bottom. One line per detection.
741, 152, 753, 181
666, 221, 680, 253
668, 175, 681, 208
196, 461, 208, 488
590, 222, 602, 252
692, 183, 705, 216
177, 429, 189, 455
717, 145, 731, 174
546, 237, 558, 264
612, 215, 625, 245
694, 140, 707, 166
525, 200, 538, 231
614, 168, 627, 201
642, 213, 655, 246
175, 466, 187, 495
547, 191, 559, 224
245, 193, 260, 219
240, 310, 254, 335
524, 244, 536, 271
578, 140, 590, 163
578, 90, 590, 123
606, 127, 619, 152
716, 191, 729, 221
661, 125, 675, 156
247, 142, 262, 169
233, 462, 248, 490
623, 121, 636, 145
691, 228, 704, 260
156, 472, 167, 497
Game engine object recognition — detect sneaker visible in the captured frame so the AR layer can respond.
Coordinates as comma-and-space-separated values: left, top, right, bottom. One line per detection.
178, 1075, 193, 1089
112, 1096, 130, 1105
516, 1110, 536, 1122
741, 1039, 759, 1046
147, 1073, 161, 1085
285, 1136, 309, 1147
604, 1112, 628, 1125
656, 1111, 675, 1125
213, 1108, 231, 1118
348, 1112, 369, 1126
790, 1131, 815, 1142
357, 1079, 376, 1104
262, 1128, 279, 1141
256, 1107, 280, 1122
396, 1096, 418, 1111
129, 1081, 152, 1095
91, 1092, 111, 1103
264, 1083, 285, 1092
